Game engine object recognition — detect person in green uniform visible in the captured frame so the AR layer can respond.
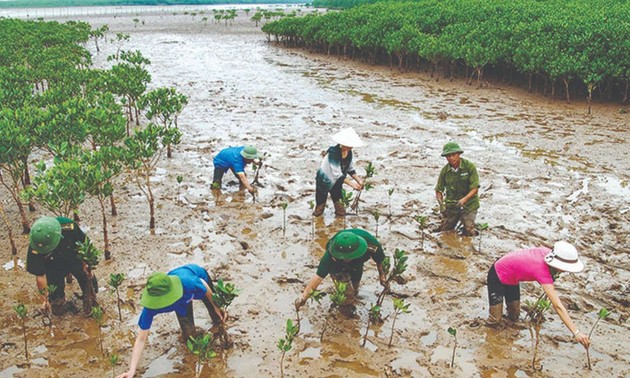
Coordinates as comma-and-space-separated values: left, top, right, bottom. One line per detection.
295, 229, 388, 309
26, 216, 95, 316
434, 142, 480, 236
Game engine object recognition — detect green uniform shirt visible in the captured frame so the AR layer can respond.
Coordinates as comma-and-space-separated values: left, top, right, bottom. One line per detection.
26, 217, 86, 276
435, 158, 480, 211
316, 229, 385, 279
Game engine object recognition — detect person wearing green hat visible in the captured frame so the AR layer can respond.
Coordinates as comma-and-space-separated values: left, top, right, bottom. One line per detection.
26, 216, 94, 316
434, 141, 480, 236
118, 264, 225, 378
295, 229, 387, 310
211, 145, 259, 195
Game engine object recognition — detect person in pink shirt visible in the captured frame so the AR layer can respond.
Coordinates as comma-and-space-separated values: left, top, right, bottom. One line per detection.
486, 241, 590, 348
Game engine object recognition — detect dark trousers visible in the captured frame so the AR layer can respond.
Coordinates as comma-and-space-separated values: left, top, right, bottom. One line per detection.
487, 264, 520, 306
46, 261, 91, 302
315, 178, 344, 205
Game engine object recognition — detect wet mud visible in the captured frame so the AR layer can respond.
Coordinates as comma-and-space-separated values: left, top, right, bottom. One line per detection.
1, 6, 628, 378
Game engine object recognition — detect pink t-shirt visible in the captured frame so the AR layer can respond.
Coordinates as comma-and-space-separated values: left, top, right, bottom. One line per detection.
494, 247, 553, 285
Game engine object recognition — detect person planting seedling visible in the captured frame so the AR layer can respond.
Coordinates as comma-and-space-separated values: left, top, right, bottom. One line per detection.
434, 141, 480, 236
312, 128, 365, 217
485, 242, 590, 352
295, 229, 388, 318
211, 145, 260, 197
117, 264, 226, 378
26, 216, 98, 316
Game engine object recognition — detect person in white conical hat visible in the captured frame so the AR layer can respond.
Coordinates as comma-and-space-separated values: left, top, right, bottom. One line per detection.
313, 128, 365, 217
486, 241, 590, 349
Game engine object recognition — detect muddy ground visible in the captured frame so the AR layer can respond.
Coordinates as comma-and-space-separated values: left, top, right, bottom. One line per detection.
0, 6, 628, 378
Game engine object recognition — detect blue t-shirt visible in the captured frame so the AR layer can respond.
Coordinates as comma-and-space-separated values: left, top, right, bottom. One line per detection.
138, 265, 210, 330
213, 146, 246, 173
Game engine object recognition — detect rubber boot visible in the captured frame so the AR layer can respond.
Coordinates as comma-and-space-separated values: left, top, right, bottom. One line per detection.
312, 203, 325, 217
50, 297, 67, 316
506, 300, 520, 322
177, 303, 196, 342
485, 304, 503, 327
333, 201, 346, 217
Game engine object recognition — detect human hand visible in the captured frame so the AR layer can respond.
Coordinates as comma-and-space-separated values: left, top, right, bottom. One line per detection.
456, 199, 466, 207
575, 332, 590, 349
117, 371, 135, 378
294, 296, 306, 310
248, 187, 257, 195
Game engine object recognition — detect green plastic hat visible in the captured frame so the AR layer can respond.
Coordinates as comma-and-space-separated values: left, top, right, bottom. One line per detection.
29, 216, 62, 255
441, 142, 464, 156
240, 145, 259, 160
140, 272, 183, 310
329, 231, 368, 260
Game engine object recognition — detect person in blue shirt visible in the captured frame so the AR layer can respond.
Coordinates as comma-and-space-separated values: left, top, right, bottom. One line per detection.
211, 145, 259, 195
118, 264, 225, 378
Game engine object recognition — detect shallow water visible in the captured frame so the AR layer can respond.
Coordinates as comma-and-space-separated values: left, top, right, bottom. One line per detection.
0, 5, 628, 378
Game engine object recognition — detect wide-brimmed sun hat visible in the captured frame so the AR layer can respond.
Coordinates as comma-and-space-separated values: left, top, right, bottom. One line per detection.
29, 216, 63, 255
331, 128, 364, 148
329, 231, 368, 260
441, 141, 464, 156
140, 272, 184, 309
240, 145, 259, 160
544, 241, 584, 273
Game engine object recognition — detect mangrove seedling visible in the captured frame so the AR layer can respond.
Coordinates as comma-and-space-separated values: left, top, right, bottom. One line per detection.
388, 298, 411, 347
362, 303, 382, 347
187, 333, 217, 378
277, 318, 299, 378
587, 307, 610, 369
448, 327, 457, 368
212, 279, 241, 348
370, 209, 381, 237
413, 215, 428, 251
176, 175, 183, 202
524, 297, 551, 370
350, 161, 376, 214
376, 249, 409, 307
13, 302, 29, 365
387, 188, 395, 218
320, 281, 347, 342
476, 223, 489, 252
108, 273, 125, 322
340, 188, 353, 208
295, 289, 325, 335
280, 202, 288, 237
91, 306, 105, 354
109, 353, 119, 378
77, 238, 102, 314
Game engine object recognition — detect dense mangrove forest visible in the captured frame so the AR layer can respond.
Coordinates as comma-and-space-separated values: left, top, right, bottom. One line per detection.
262, 0, 630, 106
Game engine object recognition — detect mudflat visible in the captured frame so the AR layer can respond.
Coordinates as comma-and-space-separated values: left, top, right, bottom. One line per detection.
0, 6, 628, 377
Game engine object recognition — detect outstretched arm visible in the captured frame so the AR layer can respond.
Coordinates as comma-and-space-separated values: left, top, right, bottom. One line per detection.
541, 284, 590, 348
296, 274, 324, 308
117, 328, 149, 378
201, 280, 226, 322
237, 172, 256, 194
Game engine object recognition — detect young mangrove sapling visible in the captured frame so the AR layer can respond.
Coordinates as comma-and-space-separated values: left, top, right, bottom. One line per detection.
280, 202, 288, 237
13, 302, 29, 365
376, 249, 408, 307
320, 281, 347, 342
187, 333, 217, 378
212, 279, 241, 348
350, 161, 376, 214
108, 273, 125, 322
91, 306, 105, 354
524, 297, 551, 370
176, 175, 183, 202
109, 353, 119, 378
370, 209, 381, 237
413, 215, 428, 251
277, 318, 299, 378
388, 298, 411, 347
448, 327, 457, 368
387, 188, 395, 218
362, 303, 382, 347
587, 307, 610, 369
77, 237, 102, 314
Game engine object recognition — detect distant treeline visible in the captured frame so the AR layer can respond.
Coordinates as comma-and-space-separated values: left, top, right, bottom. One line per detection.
263, 0, 630, 106
0, 0, 300, 8
311, 0, 377, 9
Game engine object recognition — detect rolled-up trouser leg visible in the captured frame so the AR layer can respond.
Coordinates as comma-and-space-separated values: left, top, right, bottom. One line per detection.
461, 208, 478, 236
176, 302, 196, 342
438, 206, 461, 231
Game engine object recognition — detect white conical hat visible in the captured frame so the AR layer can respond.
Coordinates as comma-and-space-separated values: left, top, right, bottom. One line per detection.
331, 128, 364, 148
